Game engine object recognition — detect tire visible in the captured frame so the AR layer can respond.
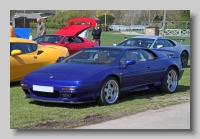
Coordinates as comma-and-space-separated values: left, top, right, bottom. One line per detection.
157, 67, 178, 94
181, 51, 188, 68
97, 77, 119, 105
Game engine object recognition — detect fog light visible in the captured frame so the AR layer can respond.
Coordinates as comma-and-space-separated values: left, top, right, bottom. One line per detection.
62, 93, 71, 98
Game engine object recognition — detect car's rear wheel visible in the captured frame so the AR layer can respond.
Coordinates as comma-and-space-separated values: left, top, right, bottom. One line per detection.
97, 77, 119, 105
181, 51, 188, 68
158, 67, 178, 94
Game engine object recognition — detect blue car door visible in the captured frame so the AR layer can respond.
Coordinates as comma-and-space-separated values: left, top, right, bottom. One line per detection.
119, 49, 153, 88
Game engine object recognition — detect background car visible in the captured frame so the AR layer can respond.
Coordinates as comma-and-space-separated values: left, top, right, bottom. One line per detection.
21, 46, 184, 105
33, 18, 99, 55
113, 35, 190, 68
10, 37, 69, 82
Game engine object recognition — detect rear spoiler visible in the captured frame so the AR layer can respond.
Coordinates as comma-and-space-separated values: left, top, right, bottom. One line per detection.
152, 48, 180, 58
172, 38, 189, 44
65, 18, 96, 29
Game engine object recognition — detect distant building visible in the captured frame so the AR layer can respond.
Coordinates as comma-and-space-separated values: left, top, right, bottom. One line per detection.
11, 12, 55, 28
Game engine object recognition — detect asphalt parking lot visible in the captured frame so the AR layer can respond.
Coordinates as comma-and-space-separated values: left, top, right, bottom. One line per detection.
75, 102, 190, 129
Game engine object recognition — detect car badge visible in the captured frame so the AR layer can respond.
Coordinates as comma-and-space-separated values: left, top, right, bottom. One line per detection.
50, 76, 53, 78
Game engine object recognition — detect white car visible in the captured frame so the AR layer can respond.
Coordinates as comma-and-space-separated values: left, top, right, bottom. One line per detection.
113, 35, 190, 68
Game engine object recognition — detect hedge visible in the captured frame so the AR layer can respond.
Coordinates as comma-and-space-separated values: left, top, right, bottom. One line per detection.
30, 22, 62, 29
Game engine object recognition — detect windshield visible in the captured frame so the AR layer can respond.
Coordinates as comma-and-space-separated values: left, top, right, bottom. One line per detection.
33, 35, 64, 44
117, 38, 155, 48
59, 48, 121, 65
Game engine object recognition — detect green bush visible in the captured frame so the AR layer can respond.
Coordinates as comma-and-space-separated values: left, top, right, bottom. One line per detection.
30, 22, 37, 28
167, 22, 175, 29
30, 22, 62, 29
150, 23, 162, 28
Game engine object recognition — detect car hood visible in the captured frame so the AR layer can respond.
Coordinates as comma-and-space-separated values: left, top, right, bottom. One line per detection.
55, 25, 90, 36
55, 17, 96, 36
25, 63, 109, 81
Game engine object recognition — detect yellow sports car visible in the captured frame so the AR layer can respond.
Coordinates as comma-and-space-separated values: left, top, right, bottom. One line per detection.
10, 37, 69, 82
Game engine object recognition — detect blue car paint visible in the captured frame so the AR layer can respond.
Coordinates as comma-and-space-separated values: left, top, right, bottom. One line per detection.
21, 46, 184, 104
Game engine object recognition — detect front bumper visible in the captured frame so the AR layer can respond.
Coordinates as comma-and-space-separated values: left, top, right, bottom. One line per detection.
178, 68, 184, 80
21, 80, 102, 104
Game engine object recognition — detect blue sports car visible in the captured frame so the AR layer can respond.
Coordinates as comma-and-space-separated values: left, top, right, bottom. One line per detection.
113, 35, 190, 68
21, 46, 184, 105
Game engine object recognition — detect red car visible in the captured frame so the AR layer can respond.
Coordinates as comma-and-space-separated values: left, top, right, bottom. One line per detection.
33, 18, 99, 54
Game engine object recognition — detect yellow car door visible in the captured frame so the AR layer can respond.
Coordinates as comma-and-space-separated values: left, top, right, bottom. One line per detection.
10, 42, 42, 82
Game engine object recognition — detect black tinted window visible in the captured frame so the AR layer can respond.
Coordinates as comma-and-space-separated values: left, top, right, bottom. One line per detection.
75, 37, 83, 43
10, 43, 33, 55
117, 38, 155, 48
30, 44, 38, 51
34, 35, 63, 44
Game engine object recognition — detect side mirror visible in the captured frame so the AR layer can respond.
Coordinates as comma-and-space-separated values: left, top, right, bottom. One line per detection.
113, 43, 117, 46
65, 42, 70, 46
121, 60, 136, 69
56, 56, 66, 63
11, 50, 22, 56
157, 45, 163, 48
65, 42, 70, 45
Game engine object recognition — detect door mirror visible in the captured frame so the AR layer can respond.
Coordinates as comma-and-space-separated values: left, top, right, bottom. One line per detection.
121, 60, 136, 69
56, 56, 66, 63
157, 45, 163, 48
65, 42, 70, 46
11, 50, 22, 56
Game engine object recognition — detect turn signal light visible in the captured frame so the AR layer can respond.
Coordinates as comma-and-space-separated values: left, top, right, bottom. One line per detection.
61, 88, 75, 91
21, 84, 28, 87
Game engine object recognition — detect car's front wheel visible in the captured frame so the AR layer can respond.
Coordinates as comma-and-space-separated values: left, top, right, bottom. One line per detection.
158, 67, 178, 94
97, 77, 119, 105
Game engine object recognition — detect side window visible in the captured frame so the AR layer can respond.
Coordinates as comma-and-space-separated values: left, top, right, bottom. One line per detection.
75, 37, 83, 43
141, 49, 157, 60
61, 37, 69, 44
119, 39, 135, 46
119, 51, 129, 65
10, 43, 33, 55
153, 39, 170, 48
119, 50, 147, 65
167, 40, 176, 47
30, 44, 38, 52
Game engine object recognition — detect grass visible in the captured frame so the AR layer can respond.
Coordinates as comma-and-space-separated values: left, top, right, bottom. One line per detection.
10, 30, 190, 129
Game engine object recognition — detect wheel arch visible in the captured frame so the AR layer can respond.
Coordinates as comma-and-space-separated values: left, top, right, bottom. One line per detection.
103, 74, 121, 87
168, 65, 179, 78
181, 50, 189, 56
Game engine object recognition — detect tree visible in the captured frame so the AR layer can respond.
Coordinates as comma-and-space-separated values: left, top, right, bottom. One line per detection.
180, 10, 190, 21
110, 10, 126, 24
122, 10, 142, 25
95, 10, 114, 17
98, 14, 115, 25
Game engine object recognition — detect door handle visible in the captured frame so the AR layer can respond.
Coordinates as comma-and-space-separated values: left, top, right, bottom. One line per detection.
33, 56, 37, 59
147, 66, 151, 69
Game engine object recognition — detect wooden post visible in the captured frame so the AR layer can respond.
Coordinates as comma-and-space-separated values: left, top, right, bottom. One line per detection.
162, 10, 167, 38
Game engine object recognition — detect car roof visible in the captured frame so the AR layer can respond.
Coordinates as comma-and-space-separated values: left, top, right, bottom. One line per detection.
84, 46, 146, 50
132, 35, 163, 39
10, 37, 37, 44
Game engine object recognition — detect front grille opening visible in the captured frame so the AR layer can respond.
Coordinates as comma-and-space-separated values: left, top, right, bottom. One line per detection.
61, 93, 76, 98
30, 88, 59, 98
